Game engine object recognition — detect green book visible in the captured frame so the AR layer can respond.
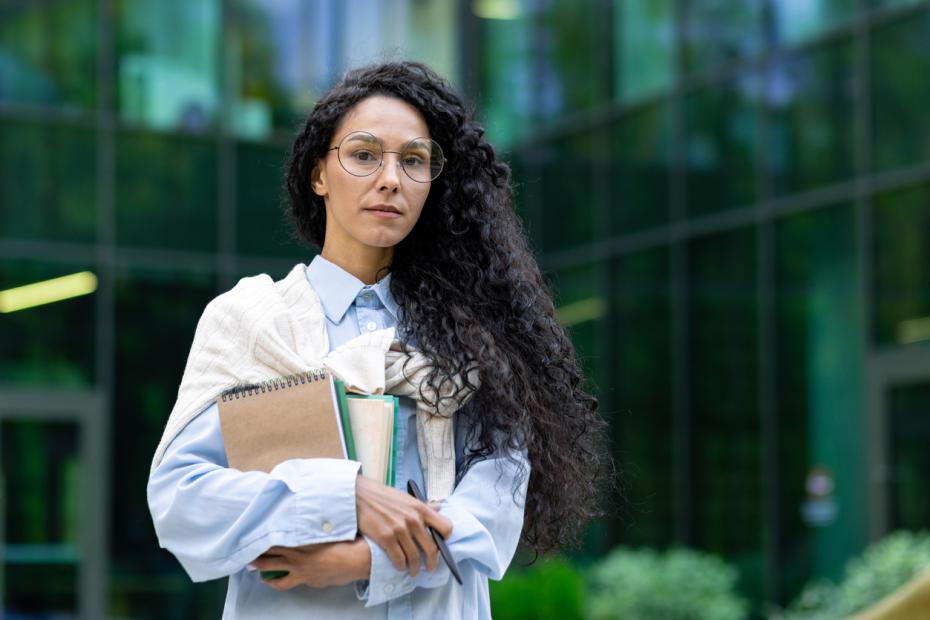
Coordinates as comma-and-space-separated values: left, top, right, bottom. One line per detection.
333, 380, 357, 461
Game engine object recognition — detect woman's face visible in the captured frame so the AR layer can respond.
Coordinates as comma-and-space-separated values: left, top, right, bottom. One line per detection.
311, 95, 433, 257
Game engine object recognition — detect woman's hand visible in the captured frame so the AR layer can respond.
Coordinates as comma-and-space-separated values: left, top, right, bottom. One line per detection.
251, 538, 371, 591
355, 475, 453, 576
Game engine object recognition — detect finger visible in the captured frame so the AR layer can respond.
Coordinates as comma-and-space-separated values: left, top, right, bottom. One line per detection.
396, 529, 421, 577
266, 573, 299, 592
412, 525, 439, 572
383, 538, 408, 572
424, 509, 454, 540
251, 556, 286, 571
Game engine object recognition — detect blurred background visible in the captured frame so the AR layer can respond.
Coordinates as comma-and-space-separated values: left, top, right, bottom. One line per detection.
2, 0, 930, 618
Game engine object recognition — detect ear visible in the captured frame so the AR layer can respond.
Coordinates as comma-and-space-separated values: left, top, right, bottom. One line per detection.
310, 162, 328, 197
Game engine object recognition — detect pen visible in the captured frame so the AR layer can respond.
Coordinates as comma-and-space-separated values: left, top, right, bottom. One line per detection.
407, 479, 463, 586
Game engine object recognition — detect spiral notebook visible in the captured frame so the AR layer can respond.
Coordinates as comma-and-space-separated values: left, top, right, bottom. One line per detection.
216, 370, 396, 485
216, 369, 352, 473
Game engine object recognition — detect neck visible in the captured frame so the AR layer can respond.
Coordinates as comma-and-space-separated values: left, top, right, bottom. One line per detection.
320, 244, 393, 285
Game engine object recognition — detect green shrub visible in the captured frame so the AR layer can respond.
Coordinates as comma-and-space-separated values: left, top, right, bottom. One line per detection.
490, 557, 585, 620
586, 547, 748, 620
772, 530, 930, 620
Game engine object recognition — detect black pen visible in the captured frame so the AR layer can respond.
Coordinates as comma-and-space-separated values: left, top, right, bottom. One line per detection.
407, 479, 463, 585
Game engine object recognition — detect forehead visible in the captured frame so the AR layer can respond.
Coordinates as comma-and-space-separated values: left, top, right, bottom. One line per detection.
334, 95, 430, 143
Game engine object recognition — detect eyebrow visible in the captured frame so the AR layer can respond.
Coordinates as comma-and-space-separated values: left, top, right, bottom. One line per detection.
342, 133, 429, 148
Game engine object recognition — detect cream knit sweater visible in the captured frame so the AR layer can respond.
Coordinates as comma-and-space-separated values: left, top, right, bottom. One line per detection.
151, 263, 478, 501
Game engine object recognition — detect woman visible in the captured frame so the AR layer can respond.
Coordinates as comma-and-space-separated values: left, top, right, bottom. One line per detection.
148, 61, 607, 619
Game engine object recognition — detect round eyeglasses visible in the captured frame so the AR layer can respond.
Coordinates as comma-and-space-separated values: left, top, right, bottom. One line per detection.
327, 131, 444, 183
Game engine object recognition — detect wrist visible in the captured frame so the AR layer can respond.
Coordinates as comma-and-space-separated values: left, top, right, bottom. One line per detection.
353, 537, 372, 581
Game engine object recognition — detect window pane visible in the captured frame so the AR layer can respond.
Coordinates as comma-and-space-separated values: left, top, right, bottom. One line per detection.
475, 2, 534, 145
116, 0, 221, 133
683, 0, 764, 75
614, 249, 673, 546
871, 10, 930, 172
873, 183, 930, 346
228, 0, 333, 139
115, 130, 217, 251
0, 1, 96, 108
538, 0, 609, 122
2, 420, 81, 616
111, 267, 221, 616
611, 101, 671, 234
769, 41, 856, 196
615, 0, 675, 102
771, 0, 857, 47
776, 204, 863, 600
0, 261, 95, 386
689, 228, 763, 601
684, 77, 758, 216
889, 382, 930, 530
237, 142, 306, 259
0, 120, 96, 243
539, 132, 597, 251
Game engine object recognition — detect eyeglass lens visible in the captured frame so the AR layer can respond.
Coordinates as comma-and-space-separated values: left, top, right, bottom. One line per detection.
336, 131, 444, 182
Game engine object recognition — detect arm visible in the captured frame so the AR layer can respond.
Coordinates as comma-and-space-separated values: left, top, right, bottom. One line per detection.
358, 445, 528, 607
147, 401, 361, 582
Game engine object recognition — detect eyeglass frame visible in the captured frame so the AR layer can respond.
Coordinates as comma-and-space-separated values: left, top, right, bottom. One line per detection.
325, 131, 444, 183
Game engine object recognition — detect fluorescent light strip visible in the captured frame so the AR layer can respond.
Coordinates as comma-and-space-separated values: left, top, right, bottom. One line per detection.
472, 0, 521, 20
898, 316, 930, 345
556, 296, 607, 327
0, 271, 98, 313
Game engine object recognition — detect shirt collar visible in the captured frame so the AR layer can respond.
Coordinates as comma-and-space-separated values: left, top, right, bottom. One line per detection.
305, 255, 399, 324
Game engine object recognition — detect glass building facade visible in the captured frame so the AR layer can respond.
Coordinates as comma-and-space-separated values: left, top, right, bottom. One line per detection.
1, 0, 930, 617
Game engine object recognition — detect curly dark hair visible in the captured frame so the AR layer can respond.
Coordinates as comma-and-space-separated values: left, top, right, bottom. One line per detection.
285, 60, 610, 555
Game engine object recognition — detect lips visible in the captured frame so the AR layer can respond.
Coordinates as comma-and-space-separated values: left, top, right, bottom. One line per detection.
364, 204, 401, 214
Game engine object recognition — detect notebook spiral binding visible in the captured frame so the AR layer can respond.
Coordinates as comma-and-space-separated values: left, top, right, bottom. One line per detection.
219, 368, 328, 401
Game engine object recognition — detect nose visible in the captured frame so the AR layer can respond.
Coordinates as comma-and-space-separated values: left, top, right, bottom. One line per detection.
377, 152, 403, 192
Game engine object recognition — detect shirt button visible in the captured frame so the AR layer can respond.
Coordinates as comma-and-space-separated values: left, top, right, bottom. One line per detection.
322, 521, 333, 533
384, 583, 395, 594
366, 321, 377, 332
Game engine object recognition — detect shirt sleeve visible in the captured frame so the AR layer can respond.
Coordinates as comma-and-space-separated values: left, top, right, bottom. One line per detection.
147, 401, 362, 582
356, 447, 528, 607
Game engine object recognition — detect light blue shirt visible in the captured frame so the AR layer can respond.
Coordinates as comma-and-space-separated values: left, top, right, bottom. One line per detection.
147, 255, 528, 619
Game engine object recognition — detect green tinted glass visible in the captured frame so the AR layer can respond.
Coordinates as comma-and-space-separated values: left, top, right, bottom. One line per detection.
871, 10, 930, 172
115, 130, 217, 251
874, 183, 930, 346
683, 1, 764, 74
116, 0, 221, 132
237, 141, 305, 259
776, 204, 863, 597
0, 1, 96, 108
684, 80, 758, 216
615, 0, 674, 102
0, 120, 96, 243
611, 101, 671, 234
769, 41, 856, 196
771, 0, 856, 46
614, 249, 673, 547
690, 228, 764, 601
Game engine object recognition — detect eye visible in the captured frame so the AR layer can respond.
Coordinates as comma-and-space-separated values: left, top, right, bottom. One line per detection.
350, 149, 379, 163
402, 153, 427, 167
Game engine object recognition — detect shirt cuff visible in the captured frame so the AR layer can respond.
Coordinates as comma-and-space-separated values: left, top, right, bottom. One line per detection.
267, 457, 361, 544
354, 535, 450, 607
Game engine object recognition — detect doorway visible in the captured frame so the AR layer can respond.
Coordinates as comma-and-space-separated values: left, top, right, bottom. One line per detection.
867, 344, 930, 539
0, 389, 108, 619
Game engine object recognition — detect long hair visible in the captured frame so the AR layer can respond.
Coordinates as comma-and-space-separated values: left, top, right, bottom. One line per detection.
285, 61, 610, 554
